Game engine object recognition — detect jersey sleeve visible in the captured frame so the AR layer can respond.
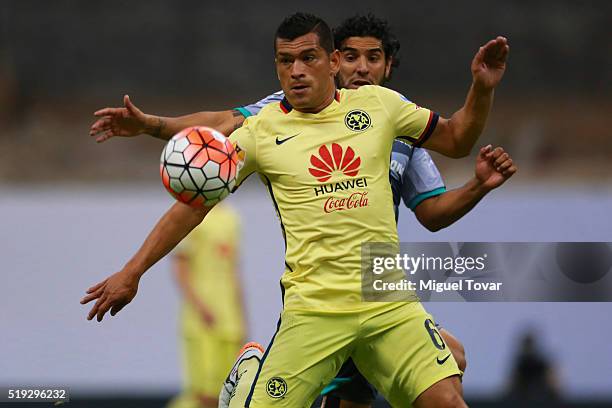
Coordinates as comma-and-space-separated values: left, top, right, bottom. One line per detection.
234, 90, 285, 118
228, 118, 257, 190
375, 86, 439, 147
401, 147, 446, 210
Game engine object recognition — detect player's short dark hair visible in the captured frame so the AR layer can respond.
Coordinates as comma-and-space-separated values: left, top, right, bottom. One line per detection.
333, 13, 401, 72
275, 12, 334, 54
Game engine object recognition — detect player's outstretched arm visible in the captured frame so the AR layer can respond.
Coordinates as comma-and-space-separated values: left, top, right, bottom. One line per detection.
80, 201, 211, 321
423, 37, 509, 158
414, 145, 516, 231
89, 94, 244, 143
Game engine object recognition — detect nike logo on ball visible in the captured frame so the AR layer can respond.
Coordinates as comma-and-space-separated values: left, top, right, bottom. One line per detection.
437, 354, 451, 365
275, 134, 300, 145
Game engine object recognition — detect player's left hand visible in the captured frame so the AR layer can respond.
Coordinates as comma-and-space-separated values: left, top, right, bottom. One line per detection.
80, 270, 140, 322
471, 36, 509, 91
475, 145, 517, 190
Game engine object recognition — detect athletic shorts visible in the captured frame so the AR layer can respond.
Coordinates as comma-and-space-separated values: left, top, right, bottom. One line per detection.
321, 322, 445, 404
245, 302, 460, 407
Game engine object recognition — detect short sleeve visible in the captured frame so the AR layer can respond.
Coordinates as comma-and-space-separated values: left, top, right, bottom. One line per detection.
228, 119, 257, 190
235, 91, 285, 118
402, 148, 446, 210
375, 86, 439, 147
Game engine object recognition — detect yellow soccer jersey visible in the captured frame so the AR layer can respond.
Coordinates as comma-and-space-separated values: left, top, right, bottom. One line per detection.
177, 204, 245, 339
229, 85, 438, 312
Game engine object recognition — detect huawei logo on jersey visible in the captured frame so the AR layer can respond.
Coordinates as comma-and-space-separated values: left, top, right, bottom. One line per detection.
308, 143, 361, 182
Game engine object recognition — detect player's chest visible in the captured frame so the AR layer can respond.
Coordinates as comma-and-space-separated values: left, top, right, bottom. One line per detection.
257, 113, 392, 184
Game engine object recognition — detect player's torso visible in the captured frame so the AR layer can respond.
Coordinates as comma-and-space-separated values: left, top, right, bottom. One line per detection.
254, 89, 401, 311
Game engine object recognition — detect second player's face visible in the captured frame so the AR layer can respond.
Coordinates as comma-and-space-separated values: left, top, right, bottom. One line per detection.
275, 33, 340, 113
336, 36, 392, 89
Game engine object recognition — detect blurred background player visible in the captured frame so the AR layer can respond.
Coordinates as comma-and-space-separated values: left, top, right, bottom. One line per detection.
504, 328, 562, 404
167, 203, 246, 408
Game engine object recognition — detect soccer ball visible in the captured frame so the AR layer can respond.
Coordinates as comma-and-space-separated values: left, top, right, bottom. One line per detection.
160, 126, 239, 208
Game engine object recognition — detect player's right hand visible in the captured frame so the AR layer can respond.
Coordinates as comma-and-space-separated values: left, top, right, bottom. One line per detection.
89, 95, 154, 143
80, 269, 140, 322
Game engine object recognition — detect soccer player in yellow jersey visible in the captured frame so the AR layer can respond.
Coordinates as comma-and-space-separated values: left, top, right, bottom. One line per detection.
168, 204, 245, 408
82, 12, 509, 407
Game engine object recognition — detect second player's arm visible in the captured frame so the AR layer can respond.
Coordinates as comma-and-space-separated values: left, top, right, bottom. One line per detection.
414, 145, 516, 231
414, 178, 489, 232
90, 94, 245, 142
150, 109, 245, 140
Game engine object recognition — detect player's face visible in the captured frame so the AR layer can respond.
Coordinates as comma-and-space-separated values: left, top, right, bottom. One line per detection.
275, 32, 340, 113
336, 37, 392, 89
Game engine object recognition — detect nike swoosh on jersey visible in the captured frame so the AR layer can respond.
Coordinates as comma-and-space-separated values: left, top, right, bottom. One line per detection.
437, 354, 452, 365
275, 134, 300, 145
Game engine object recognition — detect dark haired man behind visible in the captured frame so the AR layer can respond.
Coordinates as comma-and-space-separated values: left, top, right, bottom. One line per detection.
83, 12, 509, 408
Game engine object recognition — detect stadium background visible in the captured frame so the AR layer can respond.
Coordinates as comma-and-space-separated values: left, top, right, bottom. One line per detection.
0, 0, 610, 407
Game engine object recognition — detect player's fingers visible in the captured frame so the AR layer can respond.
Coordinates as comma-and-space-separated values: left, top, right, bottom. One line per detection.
497, 159, 513, 172
94, 130, 116, 143
95, 134, 109, 143
503, 44, 510, 59
124, 95, 144, 118
482, 38, 498, 54
87, 280, 107, 293
486, 146, 504, 160
90, 118, 112, 135
87, 295, 106, 320
494, 152, 510, 167
94, 107, 123, 117
502, 165, 517, 177
80, 288, 104, 304
96, 299, 113, 322
478, 144, 492, 159
110, 303, 126, 316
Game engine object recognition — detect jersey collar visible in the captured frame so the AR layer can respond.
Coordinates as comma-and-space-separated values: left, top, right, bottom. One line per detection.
280, 90, 340, 114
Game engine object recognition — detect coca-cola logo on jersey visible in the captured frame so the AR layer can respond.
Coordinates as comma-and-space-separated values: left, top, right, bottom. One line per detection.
323, 191, 369, 213
308, 143, 370, 213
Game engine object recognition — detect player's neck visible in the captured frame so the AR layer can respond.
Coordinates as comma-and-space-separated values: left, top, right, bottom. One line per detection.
296, 86, 337, 114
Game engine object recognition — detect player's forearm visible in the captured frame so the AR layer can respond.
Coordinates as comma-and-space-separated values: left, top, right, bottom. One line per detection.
145, 110, 240, 140
446, 84, 494, 156
123, 202, 209, 279
416, 178, 489, 232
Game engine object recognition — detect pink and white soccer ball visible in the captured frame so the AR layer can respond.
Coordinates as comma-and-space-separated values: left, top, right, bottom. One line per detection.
160, 126, 239, 208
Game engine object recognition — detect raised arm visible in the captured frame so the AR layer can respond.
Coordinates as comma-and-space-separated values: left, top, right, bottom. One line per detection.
80, 201, 211, 321
414, 145, 516, 231
423, 37, 509, 158
89, 94, 244, 143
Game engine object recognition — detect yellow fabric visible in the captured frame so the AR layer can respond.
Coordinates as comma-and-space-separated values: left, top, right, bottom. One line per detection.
182, 333, 243, 398
245, 303, 460, 407
229, 85, 434, 312
177, 204, 245, 340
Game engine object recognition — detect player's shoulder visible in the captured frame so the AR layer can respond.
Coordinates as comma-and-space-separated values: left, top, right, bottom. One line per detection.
253, 97, 287, 119
340, 85, 410, 106
241, 99, 283, 130
392, 140, 414, 157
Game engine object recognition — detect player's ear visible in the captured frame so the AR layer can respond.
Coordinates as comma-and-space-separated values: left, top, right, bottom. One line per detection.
330, 50, 340, 76
384, 57, 393, 80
